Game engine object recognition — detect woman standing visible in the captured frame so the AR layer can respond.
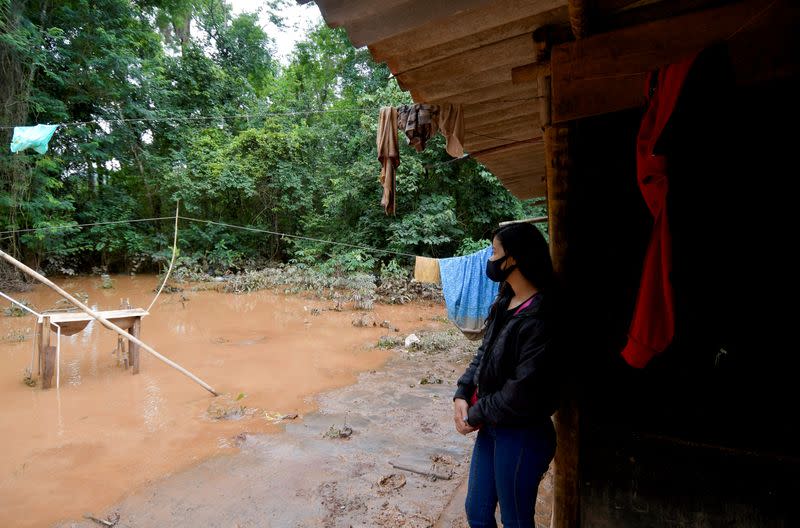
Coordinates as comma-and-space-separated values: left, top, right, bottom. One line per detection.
453, 222, 562, 528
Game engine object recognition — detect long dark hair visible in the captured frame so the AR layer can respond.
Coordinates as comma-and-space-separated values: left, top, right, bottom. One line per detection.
486, 222, 555, 322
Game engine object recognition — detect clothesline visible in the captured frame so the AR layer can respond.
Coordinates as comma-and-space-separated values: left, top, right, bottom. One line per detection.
0, 98, 542, 131
0, 108, 372, 131
0, 214, 419, 259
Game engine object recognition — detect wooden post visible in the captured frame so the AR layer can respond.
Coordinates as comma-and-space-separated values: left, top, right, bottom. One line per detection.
36, 320, 43, 376
539, 74, 552, 129
129, 317, 141, 375
568, 0, 589, 40
40, 316, 53, 389
545, 123, 580, 528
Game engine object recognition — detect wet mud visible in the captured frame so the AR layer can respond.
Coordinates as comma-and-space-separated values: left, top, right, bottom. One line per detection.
0, 275, 450, 528
54, 316, 480, 528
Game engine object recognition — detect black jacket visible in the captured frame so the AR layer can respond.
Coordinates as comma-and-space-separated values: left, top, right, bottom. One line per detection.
454, 292, 561, 428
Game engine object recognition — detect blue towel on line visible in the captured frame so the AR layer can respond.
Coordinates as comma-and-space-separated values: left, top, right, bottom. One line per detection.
439, 246, 499, 340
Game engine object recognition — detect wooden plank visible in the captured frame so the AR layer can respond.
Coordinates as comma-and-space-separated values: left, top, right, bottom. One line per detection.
36, 320, 43, 376
40, 316, 52, 389
335, 0, 495, 47
469, 138, 544, 158
464, 100, 535, 119
398, 34, 538, 89
464, 101, 539, 128
129, 317, 141, 375
370, 0, 567, 64
412, 65, 513, 102
470, 112, 543, 135
418, 80, 540, 106
46, 308, 149, 324
465, 124, 543, 152
511, 62, 552, 84
378, 5, 569, 74
314, 0, 409, 28
474, 141, 548, 199
551, 0, 796, 122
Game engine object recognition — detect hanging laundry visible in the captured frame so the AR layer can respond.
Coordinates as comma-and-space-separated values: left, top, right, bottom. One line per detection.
437, 103, 464, 158
10, 124, 59, 154
439, 246, 499, 340
621, 52, 698, 369
414, 256, 441, 284
377, 106, 399, 215
397, 103, 438, 152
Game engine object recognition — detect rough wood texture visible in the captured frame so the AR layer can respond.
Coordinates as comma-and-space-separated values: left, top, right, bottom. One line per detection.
540, 75, 552, 128
551, 0, 796, 122
45, 308, 148, 336
511, 62, 552, 84
568, 0, 590, 38
45, 308, 149, 323
39, 316, 52, 389
332, 0, 495, 47
545, 124, 580, 528
369, 0, 568, 66
129, 317, 141, 375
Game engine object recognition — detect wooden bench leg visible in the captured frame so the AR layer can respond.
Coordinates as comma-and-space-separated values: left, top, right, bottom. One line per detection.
129, 317, 141, 375
42, 346, 56, 389
39, 317, 52, 389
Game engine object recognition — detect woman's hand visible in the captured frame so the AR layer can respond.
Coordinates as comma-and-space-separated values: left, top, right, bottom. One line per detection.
453, 398, 477, 435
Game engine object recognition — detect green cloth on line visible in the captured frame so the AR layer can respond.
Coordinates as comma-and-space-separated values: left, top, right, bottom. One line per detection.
10, 124, 59, 154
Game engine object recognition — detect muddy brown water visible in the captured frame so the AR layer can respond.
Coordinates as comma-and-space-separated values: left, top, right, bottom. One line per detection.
0, 275, 447, 528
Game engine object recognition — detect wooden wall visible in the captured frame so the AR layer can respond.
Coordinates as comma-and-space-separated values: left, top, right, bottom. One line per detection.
565, 62, 799, 526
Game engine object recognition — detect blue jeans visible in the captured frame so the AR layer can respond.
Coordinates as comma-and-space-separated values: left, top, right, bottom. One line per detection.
465, 422, 556, 528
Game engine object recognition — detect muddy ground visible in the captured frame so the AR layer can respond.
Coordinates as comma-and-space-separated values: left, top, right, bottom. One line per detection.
52, 325, 479, 527
54, 329, 554, 528
2, 274, 552, 527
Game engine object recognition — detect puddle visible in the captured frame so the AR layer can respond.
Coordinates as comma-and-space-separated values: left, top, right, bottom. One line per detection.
0, 275, 446, 528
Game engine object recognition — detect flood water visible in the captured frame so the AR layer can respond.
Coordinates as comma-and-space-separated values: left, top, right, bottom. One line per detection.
0, 275, 447, 527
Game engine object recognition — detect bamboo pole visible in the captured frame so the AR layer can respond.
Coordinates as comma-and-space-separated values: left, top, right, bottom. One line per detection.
498, 216, 548, 227
0, 250, 219, 396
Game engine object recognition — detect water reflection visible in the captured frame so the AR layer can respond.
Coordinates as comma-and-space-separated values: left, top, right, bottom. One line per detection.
67, 357, 81, 386
142, 376, 165, 432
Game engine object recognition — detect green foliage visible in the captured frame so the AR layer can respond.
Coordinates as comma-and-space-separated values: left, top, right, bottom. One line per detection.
456, 238, 491, 257
1, 5, 545, 275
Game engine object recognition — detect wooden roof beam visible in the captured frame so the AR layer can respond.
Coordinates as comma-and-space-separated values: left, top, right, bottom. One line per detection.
551, 0, 798, 122
377, 6, 569, 74
331, 0, 495, 47
512, 63, 553, 84
415, 80, 539, 105
412, 65, 513, 102
465, 102, 540, 129
369, 0, 568, 62
311, 0, 409, 28
396, 34, 538, 88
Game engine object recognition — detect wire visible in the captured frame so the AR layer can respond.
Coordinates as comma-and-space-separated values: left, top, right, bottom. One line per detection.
0, 212, 420, 259
0, 107, 375, 130
0, 216, 174, 236
179, 215, 418, 258
1, 98, 546, 131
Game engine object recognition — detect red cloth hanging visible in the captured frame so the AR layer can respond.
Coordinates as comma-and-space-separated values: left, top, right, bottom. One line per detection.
621, 53, 698, 369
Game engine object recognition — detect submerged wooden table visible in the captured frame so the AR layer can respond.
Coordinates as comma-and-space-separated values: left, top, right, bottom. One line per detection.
36, 308, 149, 388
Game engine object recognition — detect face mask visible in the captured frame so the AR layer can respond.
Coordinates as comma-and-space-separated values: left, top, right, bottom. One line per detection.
486, 255, 516, 283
